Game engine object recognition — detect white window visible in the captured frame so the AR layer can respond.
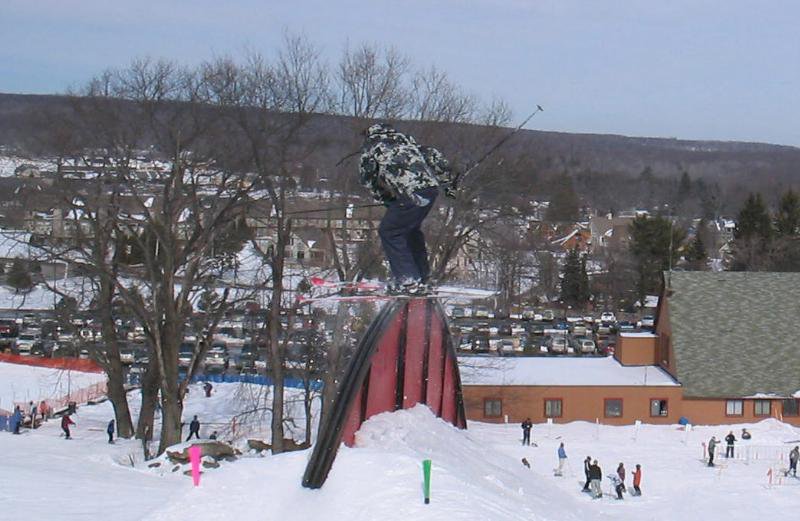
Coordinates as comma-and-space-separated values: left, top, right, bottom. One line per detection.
754, 400, 771, 416
726, 400, 743, 416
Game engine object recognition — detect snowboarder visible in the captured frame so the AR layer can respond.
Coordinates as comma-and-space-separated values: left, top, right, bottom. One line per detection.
204, 382, 213, 398
725, 430, 736, 458
521, 418, 533, 446
582, 456, 592, 492
10, 405, 22, 434
107, 419, 115, 444
789, 446, 799, 477
741, 428, 751, 440
631, 464, 642, 495
555, 442, 567, 476
708, 436, 718, 466
61, 414, 75, 439
616, 462, 626, 493
358, 123, 454, 295
588, 459, 603, 498
186, 415, 201, 441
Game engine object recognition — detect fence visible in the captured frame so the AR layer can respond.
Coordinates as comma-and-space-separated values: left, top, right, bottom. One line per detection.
0, 353, 102, 373
190, 373, 323, 391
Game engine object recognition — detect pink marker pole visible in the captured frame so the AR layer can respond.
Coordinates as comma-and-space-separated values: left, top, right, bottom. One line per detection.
188, 445, 202, 487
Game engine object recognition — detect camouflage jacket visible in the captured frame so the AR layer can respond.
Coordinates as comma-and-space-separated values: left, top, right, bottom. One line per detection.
359, 125, 452, 204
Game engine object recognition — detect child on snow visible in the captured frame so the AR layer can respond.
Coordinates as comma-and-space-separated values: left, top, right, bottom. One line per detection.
631, 464, 642, 496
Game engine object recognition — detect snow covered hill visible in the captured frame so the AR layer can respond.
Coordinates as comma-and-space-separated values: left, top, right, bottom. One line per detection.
2, 365, 800, 520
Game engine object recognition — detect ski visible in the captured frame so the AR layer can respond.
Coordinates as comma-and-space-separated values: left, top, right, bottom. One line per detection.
298, 291, 451, 304
308, 276, 384, 292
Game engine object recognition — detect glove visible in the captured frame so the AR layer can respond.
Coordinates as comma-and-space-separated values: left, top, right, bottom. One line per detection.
410, 193, 431, 207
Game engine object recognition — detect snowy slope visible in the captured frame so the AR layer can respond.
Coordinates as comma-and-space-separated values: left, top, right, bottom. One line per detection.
0, 362, 105, 409
2, 369, 800, 520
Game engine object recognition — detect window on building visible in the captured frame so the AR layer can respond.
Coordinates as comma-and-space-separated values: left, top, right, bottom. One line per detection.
604, 398, 623, 418
544, 399, 563, 418
650, 399, 668, 417
296, 251, 305, 260
726, 400, 743, 416
754, 400, 771, 417
483, 399, 502, 418
783, 399, 799, 416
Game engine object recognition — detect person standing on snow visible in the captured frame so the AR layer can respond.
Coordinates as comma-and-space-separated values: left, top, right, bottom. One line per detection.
10, 405, 22, 434
28, 401, 37, 429
588, 459, 603, 498
107, 419, 115, 444
708, 436, 718, 466
724, 430, 736, 458
204, 382, 213, 398
788, 446, 799, 477
582, 456, 592, 491
616, 462, 626, 493
186, 415, 201, 441
555, 442, 567, 476
521, 418, 533, 446
61, 414, 75, 439
359, 123, 454, 295
631, 464, 643, 495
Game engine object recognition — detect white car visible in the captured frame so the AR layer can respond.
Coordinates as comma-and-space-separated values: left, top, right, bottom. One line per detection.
638, 316, 655, 328
600, 312, 616, 324
16, 331, 40, 355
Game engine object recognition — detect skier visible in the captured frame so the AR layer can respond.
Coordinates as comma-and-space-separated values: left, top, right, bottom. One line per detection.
708, 436, 718, 466
788, 446, 799, 477
186, 415, 201, 441
616, 462, 626, 493
10, 405, 22, 435
631, 464, 643, 496
358, 123, 454, 295
588, 459, 603, 498
521, 418, 533, 446
582, 456, 592, 492
204, 382, 213, 398
61, 414, 75, 439
725, 430, 736, 458
107, 419, 115, 444
555, 442, 567, 476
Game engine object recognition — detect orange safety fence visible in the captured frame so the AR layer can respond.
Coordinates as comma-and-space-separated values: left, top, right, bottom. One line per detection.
0, 353, 103, 373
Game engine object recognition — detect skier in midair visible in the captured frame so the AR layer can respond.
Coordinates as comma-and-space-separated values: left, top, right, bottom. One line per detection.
359, 123, 454, 295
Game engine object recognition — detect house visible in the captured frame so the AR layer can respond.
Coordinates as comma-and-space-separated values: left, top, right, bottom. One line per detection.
459, 271, 800, 427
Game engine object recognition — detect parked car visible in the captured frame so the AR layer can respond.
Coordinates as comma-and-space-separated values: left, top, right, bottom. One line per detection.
0, 319, 19, 338
529, 323, 545, 336
472, 335, 490, 351
638, 315, 655, 328
458, 334, 473, 351
571, 322, 588, 336
600, 311, 616, 324
510, 324, 526, 336
572, 336, 596, 354
178, 343, 195, 368
451, 307, 466, 318
541, 310, 555, 322
203, 344, 229, 370
500, 338, 516, 352
119, 348, 136, 365
544, 334, 568, 354
618, 321, 636, 331
473, 306, 491, 318
15, 331, 41, 355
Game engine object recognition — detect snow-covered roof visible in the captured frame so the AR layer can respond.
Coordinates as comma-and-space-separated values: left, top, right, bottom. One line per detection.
458, 356, 679, 387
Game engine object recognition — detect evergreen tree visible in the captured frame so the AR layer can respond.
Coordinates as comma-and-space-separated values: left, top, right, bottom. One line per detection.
775, 189, 800, 236
629, 216, 685, 304
685, 221, 708, 270
560, 248, 589, 308
545, 175, 580, 223
7, 258, 33, 293
734, 193, 772, 241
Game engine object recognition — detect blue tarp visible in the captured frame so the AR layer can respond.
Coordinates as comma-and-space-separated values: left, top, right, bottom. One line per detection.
0, 415, 8, 431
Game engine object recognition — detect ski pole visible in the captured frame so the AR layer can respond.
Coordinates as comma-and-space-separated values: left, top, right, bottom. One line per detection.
285, 203, 384, 216
451, 105, 544, 188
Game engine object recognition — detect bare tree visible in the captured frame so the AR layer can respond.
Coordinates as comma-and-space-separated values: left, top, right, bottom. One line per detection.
335, 43, 409, 120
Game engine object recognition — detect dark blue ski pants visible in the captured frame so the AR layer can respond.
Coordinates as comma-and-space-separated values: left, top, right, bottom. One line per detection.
378, 187, 438, 283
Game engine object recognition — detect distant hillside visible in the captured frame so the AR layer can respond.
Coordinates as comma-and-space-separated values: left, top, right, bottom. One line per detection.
1, 92, 798, 214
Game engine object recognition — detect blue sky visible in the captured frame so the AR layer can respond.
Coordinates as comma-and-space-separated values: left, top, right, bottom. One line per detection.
2, 0, 799, 146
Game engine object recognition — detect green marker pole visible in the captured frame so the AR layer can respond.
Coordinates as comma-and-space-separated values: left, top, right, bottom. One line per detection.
422, 459, 432, 504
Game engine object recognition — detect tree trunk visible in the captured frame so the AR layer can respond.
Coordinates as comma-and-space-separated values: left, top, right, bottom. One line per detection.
136, 362, 158, 441
106, 361, 134, 438
269, 298, 285, 453
156, 324, 184, 454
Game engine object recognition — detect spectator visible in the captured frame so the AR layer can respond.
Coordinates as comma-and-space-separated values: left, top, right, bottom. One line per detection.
209, 431, 218, 440
741, 428, 751, 440
10, 405, 22, 435
631, 464, 643, 496
725, 430, 736, 458
204, 382, 213, 398
556, 442, 567, 476
39, 400, 48, 421
588, 459, 603, 498
708, 436, 718, 466
28, 401, 37, 429
616, 462, 626, 492
186, 415, 201, 441
61, 414, 75, 439
789, 446, 799, 478
107, 419, 115, 444
521, 418, 532, 446
582, 456, 592, 492
610, 473, 625, 500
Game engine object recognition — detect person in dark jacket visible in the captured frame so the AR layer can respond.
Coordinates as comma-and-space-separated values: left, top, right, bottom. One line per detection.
203, 382, 213, 398
788, 446, 799, 477
725, 431, 736, 458
708, 436, 718, 466
741, 428, 751, 440
186, 415, 200, 441
107, 419, 115, 444
28, 401, 37, 429
616, 463, 626, 493
359, 124, 454, 294
61, 414, 75, 439
588, 460, 602, 498
582, 456, 592, 491
209, 431, 218, 440
521, 418, 533, 446
10, 405, 22, 434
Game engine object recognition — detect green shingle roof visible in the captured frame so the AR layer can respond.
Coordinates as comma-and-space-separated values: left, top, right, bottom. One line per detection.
666, 271, 800, 398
